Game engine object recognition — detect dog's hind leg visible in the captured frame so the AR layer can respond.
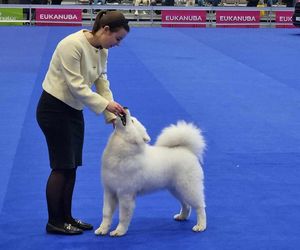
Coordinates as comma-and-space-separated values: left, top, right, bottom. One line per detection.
170, 189, 191, 221
95, 190, 118, 235
170, 185, 206, 232
110, 193, 135, 237
182, 188, 206, 232
174, 202, 191, 221
192, 206, 206, 232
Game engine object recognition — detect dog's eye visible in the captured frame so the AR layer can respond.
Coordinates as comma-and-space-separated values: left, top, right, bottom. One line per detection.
131, 119, 134, 123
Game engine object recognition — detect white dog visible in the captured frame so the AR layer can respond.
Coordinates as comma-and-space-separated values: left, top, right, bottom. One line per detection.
95, 109, 206, 237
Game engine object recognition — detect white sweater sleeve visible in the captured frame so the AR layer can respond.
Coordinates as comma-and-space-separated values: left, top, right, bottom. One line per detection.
57, 41, 109, 114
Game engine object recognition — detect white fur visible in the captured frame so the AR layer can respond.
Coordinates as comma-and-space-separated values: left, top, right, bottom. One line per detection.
95, 110, 207, 237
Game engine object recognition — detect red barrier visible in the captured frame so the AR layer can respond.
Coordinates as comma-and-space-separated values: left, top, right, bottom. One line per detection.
161, 10, 206, 27
275, 11, 294, 28
35, 8, 82, 26
216, 11, 260, 28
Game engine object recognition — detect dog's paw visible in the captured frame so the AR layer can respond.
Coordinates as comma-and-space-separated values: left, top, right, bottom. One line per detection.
94, 226, 110, 236
174, 214, 188, 221
109, 229, 127, 237
192, 224, 206, 232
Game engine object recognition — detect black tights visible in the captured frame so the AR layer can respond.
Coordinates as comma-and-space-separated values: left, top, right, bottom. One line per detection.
46, 168, 77, 226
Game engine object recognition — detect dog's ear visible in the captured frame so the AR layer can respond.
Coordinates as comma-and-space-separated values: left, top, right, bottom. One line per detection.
131, 117, 151, 144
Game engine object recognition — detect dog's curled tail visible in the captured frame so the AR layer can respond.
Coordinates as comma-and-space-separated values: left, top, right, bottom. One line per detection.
155, 121, 206, 161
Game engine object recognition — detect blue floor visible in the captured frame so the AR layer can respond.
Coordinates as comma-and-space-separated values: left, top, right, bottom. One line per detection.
0, 26, 300, 250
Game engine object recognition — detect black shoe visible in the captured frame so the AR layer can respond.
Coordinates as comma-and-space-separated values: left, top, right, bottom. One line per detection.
46, 223, 83, 235
70, 219, 93, 230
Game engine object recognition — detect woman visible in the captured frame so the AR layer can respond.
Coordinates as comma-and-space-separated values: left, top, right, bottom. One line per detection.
36, 11, 129, 235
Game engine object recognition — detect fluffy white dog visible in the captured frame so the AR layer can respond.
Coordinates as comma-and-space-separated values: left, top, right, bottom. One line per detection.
95, 109, 206, 237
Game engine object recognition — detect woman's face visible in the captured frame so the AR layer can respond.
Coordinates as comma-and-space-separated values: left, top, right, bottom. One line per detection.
97, 26, 128, 49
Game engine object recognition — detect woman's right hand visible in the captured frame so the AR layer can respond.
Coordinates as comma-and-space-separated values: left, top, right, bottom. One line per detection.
106, 101, 125, 116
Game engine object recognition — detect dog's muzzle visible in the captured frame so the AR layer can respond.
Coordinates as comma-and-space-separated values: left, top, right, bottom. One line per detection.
119, 113, 126, 126
119, 107, 128, 126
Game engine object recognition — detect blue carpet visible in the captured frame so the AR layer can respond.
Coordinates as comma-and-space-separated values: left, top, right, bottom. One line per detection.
0, 26, 300, 250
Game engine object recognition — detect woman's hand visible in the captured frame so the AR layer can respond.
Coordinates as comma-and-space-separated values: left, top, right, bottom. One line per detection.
106, 101, 125, 116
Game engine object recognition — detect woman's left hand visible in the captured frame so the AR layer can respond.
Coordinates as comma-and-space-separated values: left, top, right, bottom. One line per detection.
106, 101, 125, 116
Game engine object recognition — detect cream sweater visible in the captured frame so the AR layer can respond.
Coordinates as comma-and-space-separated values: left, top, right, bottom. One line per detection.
42, 29, 116, 123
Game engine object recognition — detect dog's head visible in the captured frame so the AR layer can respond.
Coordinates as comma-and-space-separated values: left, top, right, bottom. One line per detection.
115, 108, 151, 145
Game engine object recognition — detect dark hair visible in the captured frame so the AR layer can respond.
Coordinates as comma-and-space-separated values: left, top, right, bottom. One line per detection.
92, 11, 130, 34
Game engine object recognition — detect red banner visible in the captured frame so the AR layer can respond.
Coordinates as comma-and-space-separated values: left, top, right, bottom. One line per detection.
216, 11, 260, 28
161, 10, 206, 28
35, 8, 82, 26
275, 11, 294, 28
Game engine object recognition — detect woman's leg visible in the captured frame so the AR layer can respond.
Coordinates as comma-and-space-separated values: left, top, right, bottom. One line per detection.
63, 168, 77, 224
46, 169, 66, 226
45, 168, 83, 234
62, 168, 93, 230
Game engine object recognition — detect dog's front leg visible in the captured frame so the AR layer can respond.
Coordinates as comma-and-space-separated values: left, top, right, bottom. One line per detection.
95, 190, 117, 236
110, 193, 135, 237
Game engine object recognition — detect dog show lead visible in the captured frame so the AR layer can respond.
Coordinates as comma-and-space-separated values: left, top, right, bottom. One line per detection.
36, 10, 129, 235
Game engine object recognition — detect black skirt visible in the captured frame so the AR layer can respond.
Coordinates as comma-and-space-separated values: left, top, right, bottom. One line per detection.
36, 90, 84, 169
